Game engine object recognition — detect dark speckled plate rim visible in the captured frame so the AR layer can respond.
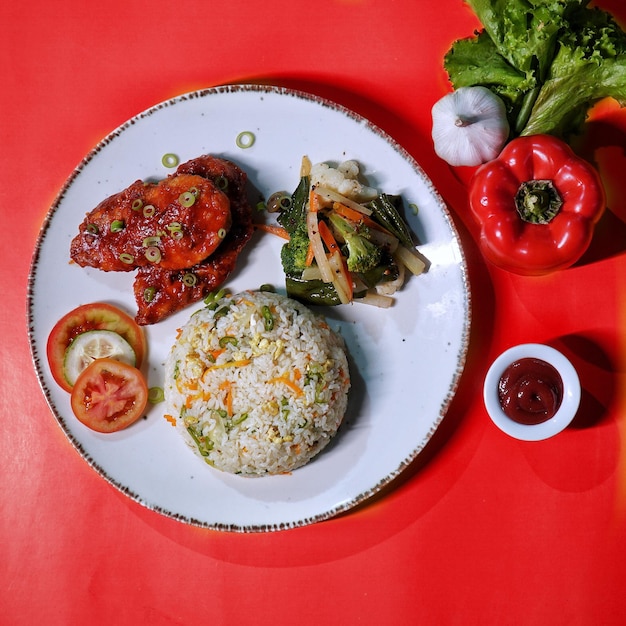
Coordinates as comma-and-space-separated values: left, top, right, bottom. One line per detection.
26, 83, 471, 532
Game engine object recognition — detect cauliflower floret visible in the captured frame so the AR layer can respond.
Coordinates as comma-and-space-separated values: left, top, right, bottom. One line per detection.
310, 160, 377, 202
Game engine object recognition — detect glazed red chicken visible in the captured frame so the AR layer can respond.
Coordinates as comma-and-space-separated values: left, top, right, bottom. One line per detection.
70, 155, 254, 324
70, 173, 232, 271
132, 156, 254, 325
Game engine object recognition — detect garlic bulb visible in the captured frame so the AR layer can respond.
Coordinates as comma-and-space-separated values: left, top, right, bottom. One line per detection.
431, 86, 510, 167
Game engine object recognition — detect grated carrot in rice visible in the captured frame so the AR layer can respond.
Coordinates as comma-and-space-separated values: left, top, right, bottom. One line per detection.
219, 380, 234, 416
267, 375, 304, 397
185, 393, 203, 409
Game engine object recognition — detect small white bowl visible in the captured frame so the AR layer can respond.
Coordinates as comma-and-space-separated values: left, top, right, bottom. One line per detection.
483, 343, 581, 441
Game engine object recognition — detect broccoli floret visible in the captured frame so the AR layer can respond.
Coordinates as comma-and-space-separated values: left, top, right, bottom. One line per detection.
327, 213, 382, 274
280, 230, 310, 276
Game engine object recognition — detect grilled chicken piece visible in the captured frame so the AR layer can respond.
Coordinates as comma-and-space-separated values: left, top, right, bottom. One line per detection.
132, 156, 254, 325
70, 173, 231, 271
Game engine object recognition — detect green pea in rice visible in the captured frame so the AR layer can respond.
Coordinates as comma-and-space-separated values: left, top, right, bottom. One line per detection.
164, 290, 350, 476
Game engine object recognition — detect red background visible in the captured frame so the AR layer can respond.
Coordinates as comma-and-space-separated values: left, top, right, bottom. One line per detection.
2, 1, 626, 624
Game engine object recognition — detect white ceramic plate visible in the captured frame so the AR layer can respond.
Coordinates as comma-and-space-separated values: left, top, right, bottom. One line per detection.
28, 85, 470, 532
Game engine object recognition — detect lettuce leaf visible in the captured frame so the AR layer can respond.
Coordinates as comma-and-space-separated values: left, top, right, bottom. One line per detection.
444, 0, 626, 138
467, 0, 581, 77
444, 31, 533, 113
523, 7, 626, 136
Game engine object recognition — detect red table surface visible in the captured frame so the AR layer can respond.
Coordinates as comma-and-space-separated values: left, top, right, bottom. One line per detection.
2, 1, 626, 624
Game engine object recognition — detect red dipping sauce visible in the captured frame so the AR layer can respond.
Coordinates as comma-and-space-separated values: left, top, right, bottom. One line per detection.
497, 357, 564, 425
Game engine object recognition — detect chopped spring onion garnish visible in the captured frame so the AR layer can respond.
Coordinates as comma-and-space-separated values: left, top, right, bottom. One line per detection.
235, 131, 255, 149
148, 386, 165, 404
219, 336, 238, 348
266, 192, 292, 213
217, 228, 227, 239
187, 426, 213, 456
278, 196, 292, 210
182, 272, 197, 287
145, 246, 162, 263
215, 176, 228, 191
86, 223, 99, 235
179, 191, 196, 207
119, 253, 135, 264
167, 222, 183, 239
261, 305, 274, 331
131, 199, 143, 211
204, 288, 227, 305
143, 204, 156, 218
143, 235, 161, 247
161, 153, 179, 168
232, 413, 249, 425
110, 220, 124, 233
143, 286, 156, 302
409, 203, 419, 215
259, 284, 275, 292
214, 305, 230, 319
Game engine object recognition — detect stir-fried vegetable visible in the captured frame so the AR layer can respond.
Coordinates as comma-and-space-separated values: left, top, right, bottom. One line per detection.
272, 158, 427, 307
327, 212, 382, 274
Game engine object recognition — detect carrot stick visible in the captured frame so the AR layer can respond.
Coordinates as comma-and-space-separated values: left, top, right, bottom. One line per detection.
332, 201, 396, 238
318, 219, 340, 254
332, 201, 366, 224
254, 223, 291, 240
309, 189, 323, 213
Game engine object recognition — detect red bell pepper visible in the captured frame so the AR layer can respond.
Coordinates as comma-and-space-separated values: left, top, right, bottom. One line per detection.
468, 135, 606, 275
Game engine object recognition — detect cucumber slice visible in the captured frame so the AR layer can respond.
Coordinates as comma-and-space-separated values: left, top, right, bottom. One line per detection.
63, 329, 136, 387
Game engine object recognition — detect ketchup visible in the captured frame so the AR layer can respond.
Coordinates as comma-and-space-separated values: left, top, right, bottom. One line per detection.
497, 358, 563, 425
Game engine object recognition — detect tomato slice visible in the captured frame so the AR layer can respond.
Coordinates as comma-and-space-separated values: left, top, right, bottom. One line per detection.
70, 359, 148, 433
47, 303, 146, 392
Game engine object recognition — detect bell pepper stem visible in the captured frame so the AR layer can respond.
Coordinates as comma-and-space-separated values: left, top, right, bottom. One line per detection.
515, 179, 563, 224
